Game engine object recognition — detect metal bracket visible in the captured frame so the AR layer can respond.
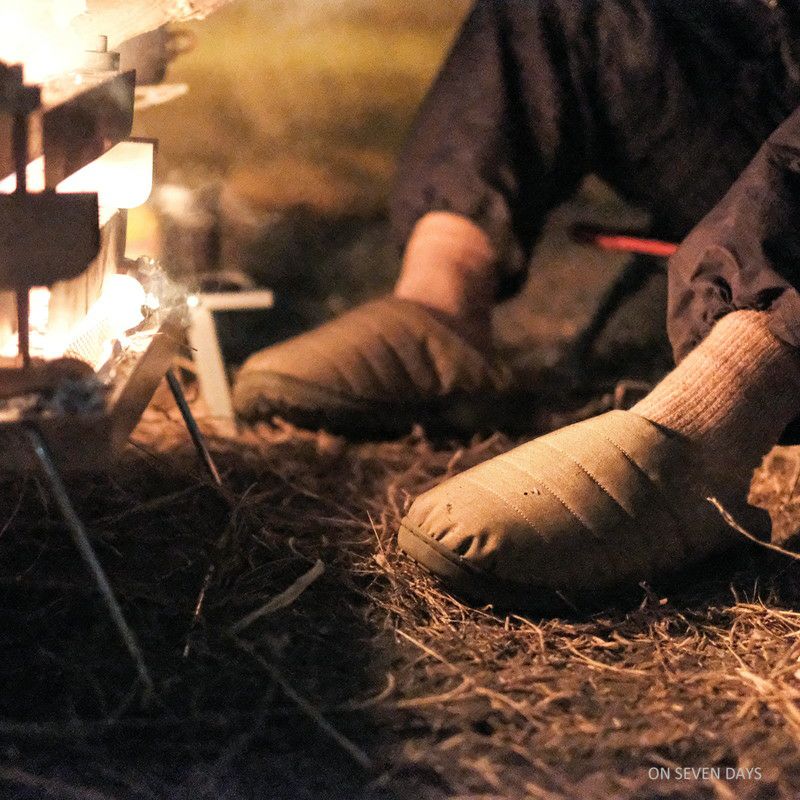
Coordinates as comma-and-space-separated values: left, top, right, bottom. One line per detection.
186, 290, 274, 427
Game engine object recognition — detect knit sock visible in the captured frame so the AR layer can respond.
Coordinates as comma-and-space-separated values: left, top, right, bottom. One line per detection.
632, 310, 800, 506
394, 212, 498, 348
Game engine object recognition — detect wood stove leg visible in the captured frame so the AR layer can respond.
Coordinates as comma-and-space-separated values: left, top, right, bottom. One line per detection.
164, 368, 228, 658
23, 427, 155, 703
165, 368, 222, 487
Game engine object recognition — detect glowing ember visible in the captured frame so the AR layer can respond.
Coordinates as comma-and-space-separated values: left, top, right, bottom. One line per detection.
0, 275, 148, 370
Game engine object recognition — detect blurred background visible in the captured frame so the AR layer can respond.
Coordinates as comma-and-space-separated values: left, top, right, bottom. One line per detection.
130, 0, 472, 359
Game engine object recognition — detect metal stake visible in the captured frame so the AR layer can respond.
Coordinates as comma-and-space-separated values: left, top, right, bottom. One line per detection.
24, 427, 155, 702
16, 288, 30, 368
165, 368, 222, 486
164, 368, 224, 657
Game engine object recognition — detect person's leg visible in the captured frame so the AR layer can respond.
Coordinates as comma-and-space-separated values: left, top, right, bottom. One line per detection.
392, 212, 497, 348
233, 0, 601, 431
233, 0, 793, 434
399, 105, 800, 608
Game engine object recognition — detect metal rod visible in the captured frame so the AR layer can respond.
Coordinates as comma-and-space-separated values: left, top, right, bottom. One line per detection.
164, 368, 225, 659
12, 112, 27, 195
571, 224, 679, 258
165, 368, 222, 486
16, 289, 30, 368
12, 111, 30, 367
23, 427, 154, 702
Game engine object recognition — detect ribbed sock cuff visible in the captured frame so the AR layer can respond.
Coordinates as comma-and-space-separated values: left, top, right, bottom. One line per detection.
394, 212, 498, 336
633, 310, 800, 475
401, 212, 497, 272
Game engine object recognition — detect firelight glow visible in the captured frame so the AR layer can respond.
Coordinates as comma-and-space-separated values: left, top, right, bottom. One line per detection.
64, 274, 147, 369
0, 138, 157, 364
0, 275, 148, 368
0, 140, 155, 226
0, 1, 87, 83
59, 141, 155, 217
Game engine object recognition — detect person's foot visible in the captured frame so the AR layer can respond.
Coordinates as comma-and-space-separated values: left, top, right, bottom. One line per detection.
232, 296, 509, 435
234, 211, 506, 435
398, 310, 800, 610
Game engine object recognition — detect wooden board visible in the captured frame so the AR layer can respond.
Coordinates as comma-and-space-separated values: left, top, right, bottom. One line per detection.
0, 211, 122, 356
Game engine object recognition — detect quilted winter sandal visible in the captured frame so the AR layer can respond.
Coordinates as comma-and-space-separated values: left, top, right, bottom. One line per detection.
398, 410, 767, 610
232, 297, 508, 433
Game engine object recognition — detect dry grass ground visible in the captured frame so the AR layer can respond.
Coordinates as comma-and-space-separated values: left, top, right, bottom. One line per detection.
2, 394, 800, 799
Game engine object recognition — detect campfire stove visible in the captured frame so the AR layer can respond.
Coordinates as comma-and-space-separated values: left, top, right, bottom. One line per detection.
0, 12, 229, 699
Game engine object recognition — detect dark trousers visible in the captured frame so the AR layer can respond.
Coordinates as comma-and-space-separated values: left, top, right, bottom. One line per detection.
390, 0, 800, 360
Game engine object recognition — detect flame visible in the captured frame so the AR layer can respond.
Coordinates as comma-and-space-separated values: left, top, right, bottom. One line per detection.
0, 1, 87, 83
63, 274, 147, 369
0, 275, 148, 369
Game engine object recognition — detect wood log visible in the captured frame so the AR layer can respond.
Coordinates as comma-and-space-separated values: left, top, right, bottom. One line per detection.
75, 0, 234, 48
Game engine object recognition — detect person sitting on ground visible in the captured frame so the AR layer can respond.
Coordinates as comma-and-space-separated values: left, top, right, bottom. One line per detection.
234, 0, 800, 607
234, 0, 800, 430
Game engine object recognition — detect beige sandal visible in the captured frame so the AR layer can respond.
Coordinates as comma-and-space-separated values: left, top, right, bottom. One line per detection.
398, 410, 769, 610
233, 297, 508, 434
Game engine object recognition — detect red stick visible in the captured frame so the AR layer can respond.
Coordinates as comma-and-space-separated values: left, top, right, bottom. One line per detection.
571, 225, 679, 258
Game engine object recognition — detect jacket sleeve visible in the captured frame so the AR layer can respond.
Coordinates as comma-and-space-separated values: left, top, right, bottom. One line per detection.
667, 103, 800, 363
